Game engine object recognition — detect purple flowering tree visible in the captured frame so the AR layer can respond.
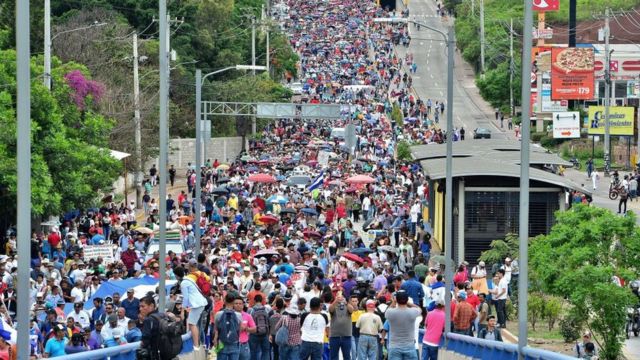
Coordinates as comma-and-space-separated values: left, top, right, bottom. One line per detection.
64, 70, 105, 109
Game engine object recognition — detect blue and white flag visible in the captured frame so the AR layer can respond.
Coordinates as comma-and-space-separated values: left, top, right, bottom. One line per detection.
308, 171, 325, 191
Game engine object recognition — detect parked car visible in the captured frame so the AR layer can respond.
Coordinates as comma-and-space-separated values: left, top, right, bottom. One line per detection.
473, 127, 492, 139
287, 175, 312, 189
287, 82, 304, 95
145, 236, 185, 261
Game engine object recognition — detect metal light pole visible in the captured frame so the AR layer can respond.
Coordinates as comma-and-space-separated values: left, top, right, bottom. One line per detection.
518, 0, 534, 359
374, 16, 455, 337
604, 9, 612, 175
16, 0, 32, 359
194, 65, 266, 255
158, 0, 168, 311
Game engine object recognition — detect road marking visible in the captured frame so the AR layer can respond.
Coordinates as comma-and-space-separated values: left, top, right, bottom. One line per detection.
430, 74, 434, 79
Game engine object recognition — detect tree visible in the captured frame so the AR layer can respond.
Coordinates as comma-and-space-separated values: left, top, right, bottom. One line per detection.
479, 233, 519, 266
0, 49, 121, 219
396, 141, 412, 161
530, 205, 640, 360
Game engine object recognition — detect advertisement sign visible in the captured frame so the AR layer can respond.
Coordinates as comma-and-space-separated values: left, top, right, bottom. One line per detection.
551, 47, 595, 100
587, 106, 635, 135
552, 112, 580, 138
541, 72, 568, 112
532, 28, 554, 39
530, 91, 538, 116
627, 81, 640, 98
533, 0, 559, 11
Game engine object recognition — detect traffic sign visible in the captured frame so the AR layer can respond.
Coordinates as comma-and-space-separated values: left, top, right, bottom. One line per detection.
552, 112, 580, 138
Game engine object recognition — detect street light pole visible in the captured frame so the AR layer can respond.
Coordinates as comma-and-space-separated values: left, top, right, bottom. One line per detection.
374, 16, 455, 337
44, 0, 51, 89
194, 65, 266, 255
158, 0, 169, 311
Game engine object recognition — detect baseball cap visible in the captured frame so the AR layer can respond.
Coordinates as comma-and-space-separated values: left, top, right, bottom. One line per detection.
478, 261, 485, 267
457, 290, 467, 300
108, 314, 117, 323
112, 329, 122, 338
366, 300, 376, 308
243, 266, 251, 272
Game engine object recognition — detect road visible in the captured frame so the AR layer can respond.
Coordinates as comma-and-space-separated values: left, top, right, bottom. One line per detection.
395, 0, 508, 138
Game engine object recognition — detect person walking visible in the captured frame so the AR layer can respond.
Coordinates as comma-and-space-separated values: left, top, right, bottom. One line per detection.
169, 165, 177, 187
591, 169, 599, 191
299, 297, 329, 360
356, 300, 383, 360
381, 291, 421, 360
586, 158, 593, 179
422, 300, 445, 360
275, 308, 302, 360
328, 292, 353, 360
214, 294, 243, 360
248, 294, 271, 360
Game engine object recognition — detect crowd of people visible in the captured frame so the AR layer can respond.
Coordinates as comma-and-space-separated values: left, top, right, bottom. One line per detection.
2, 1, 528, 360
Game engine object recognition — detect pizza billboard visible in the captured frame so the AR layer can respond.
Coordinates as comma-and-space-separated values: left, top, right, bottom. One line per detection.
551, 47, 595, 100
533, 0, 559, 11
587, 106, 635, 136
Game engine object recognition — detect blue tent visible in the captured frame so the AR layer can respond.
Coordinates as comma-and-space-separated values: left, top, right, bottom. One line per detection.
83, 277, 175, 310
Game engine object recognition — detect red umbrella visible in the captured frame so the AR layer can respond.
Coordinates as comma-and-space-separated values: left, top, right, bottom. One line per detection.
248, 174, 277, 183
345, 186, 358, 193
303, 230, 322, 238
259, 215, 279, 225
258, 160, 271, 166
346, 174, 376, 184
341, 252, 364, 263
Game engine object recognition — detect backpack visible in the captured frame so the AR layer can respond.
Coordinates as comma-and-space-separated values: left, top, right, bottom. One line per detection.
375, 304, 387, 324
150, 313, 184, 360
217, 309, 240, 345
252, 307, 270, 336
189, 272, 212, 297
274, 316, 289, 347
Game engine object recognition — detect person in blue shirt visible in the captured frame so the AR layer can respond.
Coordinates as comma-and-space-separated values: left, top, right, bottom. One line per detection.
91, 298, 106, 329
125, 319, 142, 343
64, 333, 89, 354
44, 324, 68, 358
120, 288, 140, 321
400, 270, 425, 307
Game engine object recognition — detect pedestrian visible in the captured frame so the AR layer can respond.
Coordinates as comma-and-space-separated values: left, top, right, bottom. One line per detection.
214, 294, 243, 360
275, 308, 302, 360
477, 315, 502, 341
452, 291, 476, 335
460, 127, 465, 140
491, 269, 509, 328
149, 164, 157, 186
507, 118, 513, 130
299, 297, 329, 360
500, 113, 504, 128
591, 169, 599, 191
355, 299, 383, 360
175, 263, 209, 349
618, 182, 629, 214
476, 293, 489, 335
234, 297, 257, 360
421, 299, 445, 360
629, 175, 638, 201
381, 291, 421, 360
586, 158, 593, 179
169, 165, 176, 187
328, 291, 353, 360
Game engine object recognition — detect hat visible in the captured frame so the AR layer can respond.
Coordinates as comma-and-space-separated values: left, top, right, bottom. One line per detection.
384, 262, 390, 266
283, 293, 293, 301
108, 314, 118, 323
228, 268, 235, 273
56, 299, 65, 306
435, 298, 445, 306
112, 329, 122, 338
286, 308, 299, 315
95, 319, 104, 325
478, 261, 485, 267
54, 324, 65, 332
188, 259, 198, 267
243, 266, 251, 272
127, 288, 134, 293
583, 331, 592, 338
457, 290, 467, 300
366, 300, 376, 308
505, 257, 512, 262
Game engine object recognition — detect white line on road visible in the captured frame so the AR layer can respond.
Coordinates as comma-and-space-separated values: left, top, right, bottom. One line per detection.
430, 74, 434, 79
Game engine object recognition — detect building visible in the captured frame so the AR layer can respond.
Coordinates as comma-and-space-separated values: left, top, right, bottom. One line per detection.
411, 140, 589, 265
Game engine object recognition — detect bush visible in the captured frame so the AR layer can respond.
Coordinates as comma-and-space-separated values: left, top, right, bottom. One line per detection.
531, 132, 547, 142
540, 135, 567, 148
528, 293, 546, 331
544, 296, 563, 331
559, 311, 584, 343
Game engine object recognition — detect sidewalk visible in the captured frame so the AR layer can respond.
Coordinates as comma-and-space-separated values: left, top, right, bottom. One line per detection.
134, 173, 189, 225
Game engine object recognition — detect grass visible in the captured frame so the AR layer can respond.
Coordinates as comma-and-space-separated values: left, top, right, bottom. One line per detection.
506, 321, 565, 342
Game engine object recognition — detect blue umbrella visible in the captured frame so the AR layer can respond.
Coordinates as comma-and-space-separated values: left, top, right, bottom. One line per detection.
276, 175, 286, 181
349, 248, 373, 257
246, 166, 259, 172
90, 234, 105, 245
267, 195, 289, 205
301, 208, 318, 216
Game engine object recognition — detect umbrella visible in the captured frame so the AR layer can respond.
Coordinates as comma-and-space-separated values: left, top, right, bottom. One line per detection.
280, 208, 297, 214
246, 165, 259, 172
301, 208, 318, 216
378, 245, 397, 254
345, 186, 358, 193
430, 255, 446, 266
255, 249, 281, 258
217, 177, 231, 184
259, 215, 279, 225
211, 187, 230, 196
216, 164, 230, 171
329, 179, 344, 186
295, 265, 310, 272
267, 195, 289, 204
341, 252, 364, 263
133, 227, 154, 235
306, 160, 318, 166
276, 175, 286, 181
349, 248, 373, 257
303, 230, 322, 238
346, 174, 376, 184
248, 174, 277, 183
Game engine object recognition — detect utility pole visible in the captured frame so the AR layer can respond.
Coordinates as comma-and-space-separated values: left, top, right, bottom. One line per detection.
604, 8, 611, 175
479, 0, 485, 75
158, 2, 169, 311
16, 0, 32, 359
510, 18, 514, 116
195, 70, 202, 256
251, 15, 257, 136
262, 5, 270, 74
471, 0, 475, 16
44, 0, 51, 90
133, 33, 143, 209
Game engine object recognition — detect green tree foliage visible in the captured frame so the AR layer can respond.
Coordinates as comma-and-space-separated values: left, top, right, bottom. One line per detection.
528, 292, 546, 331
396, 141, 412, 161
479, 233, 520, 265
530, 205, 640, 359
544, 296, 563, 331
0, 50, 121, 217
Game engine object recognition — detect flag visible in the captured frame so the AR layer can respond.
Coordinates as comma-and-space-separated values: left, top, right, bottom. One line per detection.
307, 171, 325, 191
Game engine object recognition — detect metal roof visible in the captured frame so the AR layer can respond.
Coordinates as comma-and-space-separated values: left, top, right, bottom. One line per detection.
411, 140, 589, 194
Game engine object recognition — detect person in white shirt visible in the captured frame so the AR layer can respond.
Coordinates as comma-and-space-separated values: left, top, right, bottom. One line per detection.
70, 281, 85, 303
116, 307, 130, 330
70, 302, 91, 329
410, 200, 421, 236
491, 269, 509, 328
362, 196, 371, 221
299, 297, 329, 359
591, 170, 599, 190
500, 257, 513, 284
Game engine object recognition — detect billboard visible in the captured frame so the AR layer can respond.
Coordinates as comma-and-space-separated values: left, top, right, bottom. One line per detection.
533, 0, 559, 11
551, 47, 595, 100
541, 72, 568, 112
552, 112, 580, 138
587, 106, 635, 136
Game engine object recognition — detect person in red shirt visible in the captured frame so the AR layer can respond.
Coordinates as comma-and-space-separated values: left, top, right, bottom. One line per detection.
47, 228, 61, 249
465, 285, 481, 310
247, 283, 267, 307
453, 264, 468, 287
336, 203, 347, 219
325, 207, 335, 225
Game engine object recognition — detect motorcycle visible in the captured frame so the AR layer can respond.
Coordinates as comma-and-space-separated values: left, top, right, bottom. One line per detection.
626, 306, 640, 339
569, 157, 581, 170
609, 179, 623, 200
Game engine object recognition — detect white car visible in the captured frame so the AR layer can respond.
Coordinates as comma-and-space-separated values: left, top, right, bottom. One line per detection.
287, 82, 304, 95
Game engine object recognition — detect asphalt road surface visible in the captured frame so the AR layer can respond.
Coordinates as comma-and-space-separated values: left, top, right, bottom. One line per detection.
396, 0, 506, 138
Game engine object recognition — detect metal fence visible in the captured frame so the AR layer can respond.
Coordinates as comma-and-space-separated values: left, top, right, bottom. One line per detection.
445, 332, 578, 360
63, 333, 193, 360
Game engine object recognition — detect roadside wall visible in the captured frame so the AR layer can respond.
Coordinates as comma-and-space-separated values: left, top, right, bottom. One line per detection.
149, 137, 244, 171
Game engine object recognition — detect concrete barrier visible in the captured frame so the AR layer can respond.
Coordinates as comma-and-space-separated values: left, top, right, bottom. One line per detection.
148, 137, 245, 171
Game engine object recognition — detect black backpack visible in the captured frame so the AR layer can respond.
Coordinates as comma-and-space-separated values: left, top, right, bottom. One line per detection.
150, 313, 184, 360
217, 309, 240, 345
252, 307, 270, 336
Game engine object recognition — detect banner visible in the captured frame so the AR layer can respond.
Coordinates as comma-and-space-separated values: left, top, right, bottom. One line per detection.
552, 112, 580, 138
541, 72, 568, 112
533, 0, 559, 11
587, 106, 635, 136
84, 245, 116, 264
551, 47, 595, 100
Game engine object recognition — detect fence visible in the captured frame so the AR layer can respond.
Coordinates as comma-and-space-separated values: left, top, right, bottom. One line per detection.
63, 333, 194, 360
444, 332, 577, 360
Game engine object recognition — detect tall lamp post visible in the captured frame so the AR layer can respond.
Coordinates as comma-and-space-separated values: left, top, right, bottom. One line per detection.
374, 17, 455, 337
194, 65, 266, 256
44, 20, 107, 90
